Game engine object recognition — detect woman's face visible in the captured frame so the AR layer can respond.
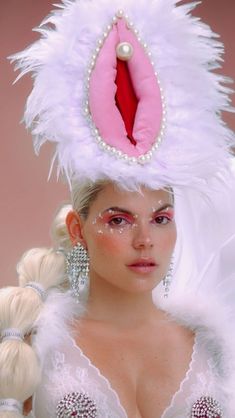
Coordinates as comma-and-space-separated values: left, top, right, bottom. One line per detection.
68, 183, 176, 294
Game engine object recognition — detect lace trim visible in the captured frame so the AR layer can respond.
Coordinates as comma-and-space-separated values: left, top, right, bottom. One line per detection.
70, 337, 128, 418
161, 332, 199, 418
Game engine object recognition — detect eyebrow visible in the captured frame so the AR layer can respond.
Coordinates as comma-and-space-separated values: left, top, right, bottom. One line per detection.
102, 204, 174, 216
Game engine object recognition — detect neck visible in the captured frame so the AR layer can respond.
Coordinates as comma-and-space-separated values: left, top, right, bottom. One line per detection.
85, 272, 159, 329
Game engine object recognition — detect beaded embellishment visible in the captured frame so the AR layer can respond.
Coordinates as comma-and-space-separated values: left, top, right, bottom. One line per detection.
56, 392, 98, 417
191, 396, 223, 418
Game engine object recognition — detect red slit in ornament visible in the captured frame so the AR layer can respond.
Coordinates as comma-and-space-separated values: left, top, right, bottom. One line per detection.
115, 58, 138, 146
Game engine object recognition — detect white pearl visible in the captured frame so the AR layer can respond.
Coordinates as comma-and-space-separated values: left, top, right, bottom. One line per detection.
116, 10, 124, 18
138, 155, 146, 164
116, 42, 134, 61
127, 21, 134, 29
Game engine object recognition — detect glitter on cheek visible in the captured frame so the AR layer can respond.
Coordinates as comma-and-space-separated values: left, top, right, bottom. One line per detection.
97, 229, 104, 234
131, 223, 138, 229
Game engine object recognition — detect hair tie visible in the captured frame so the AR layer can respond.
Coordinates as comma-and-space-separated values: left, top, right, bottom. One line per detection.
0, 398, 23, 413
24, 281, 47, 301
0, 328, 24, 343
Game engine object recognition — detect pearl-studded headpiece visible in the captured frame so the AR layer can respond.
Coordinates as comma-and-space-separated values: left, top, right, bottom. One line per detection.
10, 0, 234, 191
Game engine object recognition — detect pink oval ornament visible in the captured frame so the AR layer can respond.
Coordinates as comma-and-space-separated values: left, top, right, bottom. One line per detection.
88, 16, 164, 160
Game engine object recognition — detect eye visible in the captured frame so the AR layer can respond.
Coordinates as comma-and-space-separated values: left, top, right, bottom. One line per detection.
108, 216, 131, 227
154, 215, 171, 225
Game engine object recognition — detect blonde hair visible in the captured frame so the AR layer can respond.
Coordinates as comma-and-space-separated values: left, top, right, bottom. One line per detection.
0, 179, 108, 417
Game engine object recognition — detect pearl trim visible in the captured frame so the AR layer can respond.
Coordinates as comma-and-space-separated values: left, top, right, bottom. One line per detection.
83, 10, 167, 165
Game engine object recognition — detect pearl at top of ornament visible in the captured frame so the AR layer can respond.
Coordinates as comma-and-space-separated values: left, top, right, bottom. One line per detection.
116, 42, 134, 61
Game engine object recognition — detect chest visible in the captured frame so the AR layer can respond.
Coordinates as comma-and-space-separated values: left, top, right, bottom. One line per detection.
34, 329, 224, 418
75, 324, 194, 418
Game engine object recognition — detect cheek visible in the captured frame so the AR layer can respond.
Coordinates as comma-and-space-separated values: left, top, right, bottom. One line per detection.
89, 231, 129, 257
156, 227, 176, 254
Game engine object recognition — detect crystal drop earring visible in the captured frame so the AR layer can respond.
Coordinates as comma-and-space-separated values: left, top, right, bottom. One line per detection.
163, 258, 174, 298
66, 243, 90, 300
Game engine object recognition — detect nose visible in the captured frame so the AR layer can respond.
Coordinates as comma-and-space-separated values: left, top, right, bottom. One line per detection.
132, 223, 154, 250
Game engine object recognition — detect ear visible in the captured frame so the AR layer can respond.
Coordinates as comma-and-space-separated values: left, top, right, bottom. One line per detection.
66, 211, 87, 247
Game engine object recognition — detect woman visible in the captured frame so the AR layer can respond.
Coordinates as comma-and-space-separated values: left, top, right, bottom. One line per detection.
0, 0, 235, 416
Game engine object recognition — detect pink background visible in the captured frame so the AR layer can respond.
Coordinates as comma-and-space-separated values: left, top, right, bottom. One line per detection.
1, 0, 235, 286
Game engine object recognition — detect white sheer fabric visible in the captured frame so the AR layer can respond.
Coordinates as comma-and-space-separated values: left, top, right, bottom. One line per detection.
33, 329, 224, 418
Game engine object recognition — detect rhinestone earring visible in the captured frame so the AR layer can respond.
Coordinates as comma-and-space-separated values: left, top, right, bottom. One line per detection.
163, 258, 174, 298
66, 243, 90, 300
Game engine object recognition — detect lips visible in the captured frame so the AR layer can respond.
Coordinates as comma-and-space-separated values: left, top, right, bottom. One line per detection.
128, 258, 156, 267
127, 259, 157, 274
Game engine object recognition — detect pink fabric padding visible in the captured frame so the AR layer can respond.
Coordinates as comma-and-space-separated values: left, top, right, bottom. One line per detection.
89, 18, 163, 157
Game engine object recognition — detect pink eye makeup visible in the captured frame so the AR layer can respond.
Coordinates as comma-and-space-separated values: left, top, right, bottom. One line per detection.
91, 207, 138, 235
91, 203, 174, 236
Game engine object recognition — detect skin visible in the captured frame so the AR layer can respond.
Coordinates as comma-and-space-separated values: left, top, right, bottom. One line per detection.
65, 183, 194, 418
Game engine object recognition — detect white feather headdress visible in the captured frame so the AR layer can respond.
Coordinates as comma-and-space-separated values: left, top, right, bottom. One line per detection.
10, 0, 234, 190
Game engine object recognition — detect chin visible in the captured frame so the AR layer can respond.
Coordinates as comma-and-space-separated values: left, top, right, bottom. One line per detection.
121, 274, 161, 294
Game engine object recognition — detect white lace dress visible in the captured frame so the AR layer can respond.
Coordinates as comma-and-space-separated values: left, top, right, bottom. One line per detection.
33, 328, 225, 418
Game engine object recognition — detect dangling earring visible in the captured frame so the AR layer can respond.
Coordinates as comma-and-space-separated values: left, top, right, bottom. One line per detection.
66, 243, 90, 300
163, 259, 174, 298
